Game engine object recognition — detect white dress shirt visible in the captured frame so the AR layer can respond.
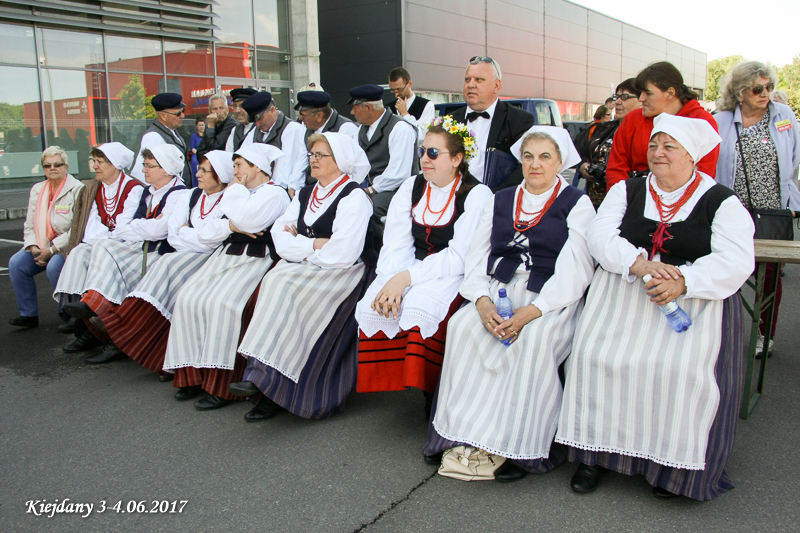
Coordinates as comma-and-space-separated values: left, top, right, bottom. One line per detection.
316, 115, 359, 141
197, 182, 290, 245
82, 173, 144, 245
239, 114, 309, 191
225, 123, 256, 152
271, 174, 372, 269
460, 176, 597, 315
364, 110, 416, 193
167, 189, 227, 253
465, 98, 499, 182
589, 172, 755, 300
398, 92, 436, 144
114, 177, 187, 243
130, 128, 183, 181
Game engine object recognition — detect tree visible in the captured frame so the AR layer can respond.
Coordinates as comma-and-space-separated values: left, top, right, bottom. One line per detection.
116, 74, 156, 120
777, 54, 800, 119
706, 55, 747, 103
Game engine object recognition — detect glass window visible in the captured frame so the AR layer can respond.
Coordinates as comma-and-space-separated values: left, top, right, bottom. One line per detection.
164, 77, 215, 142
0, 22, 36, 66
164, 42, 214, 76
41, 69, 110, 180
105, 35, 163, 73
0, 66, 44, 181
108, 72, 161, 158
35, 28, 104, 70
213, 0, 254, 47
216, 46, 255, 78
256, 49, 290, 81
269, 87, 291, 115
253, 0, 289, 51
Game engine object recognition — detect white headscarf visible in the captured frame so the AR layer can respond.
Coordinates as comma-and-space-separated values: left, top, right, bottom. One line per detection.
650, 114, 721, 163
148, 144, 185, 177
319, 132, 370, 183
204, 150, 234, 184
510, 125, 582, 171
97, 142, 134, 170
234, 144, 284, 176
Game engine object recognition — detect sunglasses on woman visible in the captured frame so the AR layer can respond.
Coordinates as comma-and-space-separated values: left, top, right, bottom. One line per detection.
749, 83, 775, 95
418, 147, 450, 160
42, 162, 65, 169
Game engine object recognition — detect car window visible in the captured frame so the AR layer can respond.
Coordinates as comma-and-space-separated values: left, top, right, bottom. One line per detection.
535, 102, 553, 126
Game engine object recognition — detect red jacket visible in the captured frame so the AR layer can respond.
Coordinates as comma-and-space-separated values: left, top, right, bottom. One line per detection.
606, 100, 719, 190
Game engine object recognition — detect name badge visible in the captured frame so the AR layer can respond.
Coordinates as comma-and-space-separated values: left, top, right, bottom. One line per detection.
54, 205, 70, 215
776, 119, 793, 132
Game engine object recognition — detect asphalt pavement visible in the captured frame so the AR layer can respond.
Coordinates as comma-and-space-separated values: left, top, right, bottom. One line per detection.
1, 216, 800, 533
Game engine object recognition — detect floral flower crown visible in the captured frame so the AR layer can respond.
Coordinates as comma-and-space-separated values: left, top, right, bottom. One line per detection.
427, 116, 478, 160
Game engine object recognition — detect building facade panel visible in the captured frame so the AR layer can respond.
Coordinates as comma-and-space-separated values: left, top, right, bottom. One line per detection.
587, 29, 621, 55
405, 3, 484, 45
487, 23, 543, 56
544, 14, 587, 47
587, 11, 622, 38
487, 0, 544, 34
544, 79, 586, 102
544, 0, 587, 25
588, 47, 622, 72
487, 48, 543, 78
545, 56, 587, 84
544, 36, 587, 67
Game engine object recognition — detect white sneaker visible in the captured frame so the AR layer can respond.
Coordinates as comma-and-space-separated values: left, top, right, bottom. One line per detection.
756, 333, 774, 357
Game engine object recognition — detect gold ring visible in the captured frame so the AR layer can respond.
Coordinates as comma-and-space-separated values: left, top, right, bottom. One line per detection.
486, 322, 492, 327
510, 328, 517, 336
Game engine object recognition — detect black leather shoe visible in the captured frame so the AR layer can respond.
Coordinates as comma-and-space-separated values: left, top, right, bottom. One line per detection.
58, 317, 82, 334
158, 373, 174, 382
570, 463, 608, 493
9, 315, 38, 328
174, 385, 202, 401
63, 301, 97, 319
423, 452, 443, 465
195, 394, 231, 410
63, 331, 103, 353
244, 396, 282, 422
84, 342, 125, 364
653, 486, 679, 499
229, 380, 260, 397
495, 461, 527, 483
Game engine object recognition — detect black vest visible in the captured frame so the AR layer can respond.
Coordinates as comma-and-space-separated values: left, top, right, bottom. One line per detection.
407, 95, 431, 121
231, 123, 252, 151
186, 188, 204, 228
296, 180, 376, 267
221, 184, 288, 260
487, 184, 584, 293
146, 121, 192, 187
358, 110, 418, 185
409, 172, 480, 260
254, 112, 289, 150
618, 177, 734, 265
304, 110, 354, 185
134, 181, 188, 255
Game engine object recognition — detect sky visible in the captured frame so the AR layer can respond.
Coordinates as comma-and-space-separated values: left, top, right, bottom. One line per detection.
569, 0, 799, 67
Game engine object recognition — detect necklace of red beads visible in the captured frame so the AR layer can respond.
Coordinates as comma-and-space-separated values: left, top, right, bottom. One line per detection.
514, 180, 562, 232
647, 173, 702, 258
199, 192, 224, 219
421, 174, 461, 226
310, 176, 349, 212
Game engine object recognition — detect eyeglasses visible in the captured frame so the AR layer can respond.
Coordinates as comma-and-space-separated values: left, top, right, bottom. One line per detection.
469, 56, 495, 65
390, 81, 409, 95
161, 109, 185, 117
418, 147, 450, 160
196, 167, 214, 174
307, 152, 333, 160
298, 110, 320, 119
612, 93, 638, 101
142, 163, 161, 169
42, 162, 65, 169
748, 83, 775, 95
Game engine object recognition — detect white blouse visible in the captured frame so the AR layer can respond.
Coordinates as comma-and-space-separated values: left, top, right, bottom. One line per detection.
460, 176, 596, 315
378, 174, 494, 285
589, 172, 755, 300
114, 177, 187, 243
167, 189, 226, 253
271, 174, 373, 269
197, 182, 291, 246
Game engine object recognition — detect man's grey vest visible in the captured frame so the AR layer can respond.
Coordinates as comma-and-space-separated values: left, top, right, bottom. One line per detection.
254, 111, 290, 150
358, 110, 418, 187
304, 109, 354, 185
147, 121, 192, 187
231, 122, 252, 151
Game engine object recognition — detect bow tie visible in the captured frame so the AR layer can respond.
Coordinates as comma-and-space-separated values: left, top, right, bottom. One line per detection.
467, 111, 490, 122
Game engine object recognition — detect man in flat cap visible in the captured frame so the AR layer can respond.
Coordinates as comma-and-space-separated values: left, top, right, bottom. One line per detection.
196, 93, 237, 159
295, 90, 358, 185
131, 92, 193, 187
349, 84, 417, 246
225, 88, 258, 152
241, 91, 307, 196
388, 67, 435, 144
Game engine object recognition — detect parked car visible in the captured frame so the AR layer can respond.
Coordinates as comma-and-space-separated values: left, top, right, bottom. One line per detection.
434, 98, 563, 127
563, 120, 590, 142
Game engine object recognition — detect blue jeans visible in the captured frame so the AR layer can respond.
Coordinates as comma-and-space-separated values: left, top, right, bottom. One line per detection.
8, 248, 66, 317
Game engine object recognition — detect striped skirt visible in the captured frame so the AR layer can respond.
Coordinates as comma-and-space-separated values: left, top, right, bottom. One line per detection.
430, 273, 581, 460
564, 293, 745, 500
238, 260, 366, 383
163, 245, 275, 371
357, 295, 465, 394
83, 239, 157, 305
53, 242, 92, 302
556, 268, 725, 471
241, 268, 373, 419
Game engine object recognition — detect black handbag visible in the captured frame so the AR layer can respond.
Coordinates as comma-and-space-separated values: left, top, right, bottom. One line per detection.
483, 148, 517, 189
736, 124, 794, 241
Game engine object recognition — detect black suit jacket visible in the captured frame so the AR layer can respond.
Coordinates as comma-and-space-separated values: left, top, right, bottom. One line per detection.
196, 115, 238, 159
449, 101, 536, 192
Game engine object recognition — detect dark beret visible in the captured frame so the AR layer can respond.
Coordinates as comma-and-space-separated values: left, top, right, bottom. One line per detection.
230, 88, 258, 102
241, 91, 273, 122
294, 91, 332, 110
347, 84, 384, 105
152, 93, 186, 111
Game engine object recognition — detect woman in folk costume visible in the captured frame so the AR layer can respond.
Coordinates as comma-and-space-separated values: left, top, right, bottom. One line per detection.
60, 145, 188, 363
354, 117, 493, 418
54, 142, 143, 353
555, 114, 754, 500
229, 132, 374, 421
163, 144, 290, 411
97, 151, 232, 372
424, 126, 595, 482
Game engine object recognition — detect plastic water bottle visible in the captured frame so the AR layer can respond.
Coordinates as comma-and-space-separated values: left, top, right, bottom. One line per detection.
643, 274, 691, 332
495, 288, 514, 346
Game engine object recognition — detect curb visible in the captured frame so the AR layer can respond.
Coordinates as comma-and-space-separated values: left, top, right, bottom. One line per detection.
0, 207, 27, 221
